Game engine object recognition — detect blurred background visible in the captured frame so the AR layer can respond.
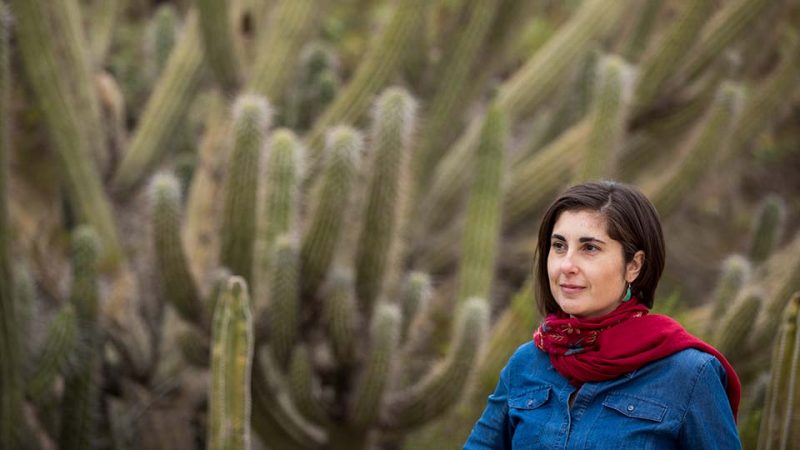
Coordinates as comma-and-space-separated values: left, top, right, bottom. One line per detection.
1, 0, 799, 448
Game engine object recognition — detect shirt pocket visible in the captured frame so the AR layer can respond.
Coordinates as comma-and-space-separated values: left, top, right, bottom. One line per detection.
588, 393, 669, 450
507, 386, 553, 449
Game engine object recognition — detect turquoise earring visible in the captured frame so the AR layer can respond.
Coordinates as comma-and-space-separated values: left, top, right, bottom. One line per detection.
622, 284, 632, 302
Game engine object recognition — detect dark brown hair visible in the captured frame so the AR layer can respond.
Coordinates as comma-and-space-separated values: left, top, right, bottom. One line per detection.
534, 181, 665, 315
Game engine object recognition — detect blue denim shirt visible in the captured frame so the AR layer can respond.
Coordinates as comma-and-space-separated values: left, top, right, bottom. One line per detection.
464, 341, 741, 449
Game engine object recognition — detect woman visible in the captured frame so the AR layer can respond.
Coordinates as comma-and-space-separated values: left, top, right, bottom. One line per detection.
464, 181, 741, 449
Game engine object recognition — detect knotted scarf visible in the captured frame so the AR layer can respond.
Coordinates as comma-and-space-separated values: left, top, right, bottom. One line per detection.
533, 298, 741, 420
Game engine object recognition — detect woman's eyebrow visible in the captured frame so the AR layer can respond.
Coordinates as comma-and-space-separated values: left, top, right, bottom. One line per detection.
579, 237, 606, 244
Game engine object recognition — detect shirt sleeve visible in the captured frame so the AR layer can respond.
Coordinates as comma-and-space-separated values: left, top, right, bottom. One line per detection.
462, 366, 512, 450
677, 356, 742, 450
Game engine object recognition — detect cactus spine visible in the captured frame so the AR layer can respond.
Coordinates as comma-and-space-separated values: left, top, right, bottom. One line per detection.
355, 87, 417, 313
220, 96, 272, 283
152, 172, 204, 326
0, 5, 20, 448
579, 54, 635, 181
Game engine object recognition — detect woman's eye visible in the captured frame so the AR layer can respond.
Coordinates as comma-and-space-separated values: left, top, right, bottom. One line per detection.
584, 244, 599, 252
551, 242, 565, 251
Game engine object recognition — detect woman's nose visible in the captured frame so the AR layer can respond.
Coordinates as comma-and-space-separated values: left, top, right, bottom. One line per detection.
560, 252, 578, 272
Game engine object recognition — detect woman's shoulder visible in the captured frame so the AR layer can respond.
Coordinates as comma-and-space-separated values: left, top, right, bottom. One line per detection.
500, 341, 554, 384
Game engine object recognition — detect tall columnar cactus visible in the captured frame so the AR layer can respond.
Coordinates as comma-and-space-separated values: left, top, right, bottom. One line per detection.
151, 172, 204, 326
712, 291, 762, 364
646, 82, 743, 216
0, 5, 20, 449
411, 0, 500, 192
757, 292, 800, 450
305, 0, 428, 165
355, 87, 417, 313
284, 44, 340, 131
10, 0, 124, 267
267, 235, 300, 369
60, 226, 101, 450
456, 104, 507, 303
111, 10, 206, 195
300, 126, 363, 299
208, 276, 254, 450
705, 254, 751, 336
749, 194, 787, 265
146, 4, 179, 80
632, 0, 714, 109
578, 54, 635, 181
220, 95, 272, 284
25, 303, 78, 401
196, 0, 242, 94
621, 0, 664, 62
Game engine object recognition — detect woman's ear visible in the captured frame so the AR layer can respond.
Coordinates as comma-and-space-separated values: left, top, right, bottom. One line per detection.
626, 250, 645, 283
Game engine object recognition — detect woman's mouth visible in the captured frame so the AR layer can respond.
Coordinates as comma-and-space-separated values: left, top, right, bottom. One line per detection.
560, 284, 585, 294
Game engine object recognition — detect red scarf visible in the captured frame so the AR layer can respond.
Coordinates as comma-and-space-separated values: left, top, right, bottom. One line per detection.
533, 298, 741, 420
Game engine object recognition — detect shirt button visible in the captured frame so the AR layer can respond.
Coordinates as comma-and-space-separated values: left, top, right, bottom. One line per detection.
627, 405, 635, 412
527, 400, 534, 407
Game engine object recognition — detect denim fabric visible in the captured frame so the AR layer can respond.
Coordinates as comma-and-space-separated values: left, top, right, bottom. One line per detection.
463, 342, 741, 449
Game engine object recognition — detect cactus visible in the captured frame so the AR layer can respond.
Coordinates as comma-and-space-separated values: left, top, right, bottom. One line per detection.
456, 104, 507, 303
151, 172, 204, 326
355, 87, 416, 312
25, 303, 78, 401
578, 54, 635, 181
146, 4, 179, 81
621, 0, 664, 62
59, 226, 101, 450
749, 194, 787, 265
632, 0, 714, 109
300, 126, 363, 299
712, 291, 762, 364
645, 82, 744, 216
208, 276, 254, 450
705, 255, 751, 336
220, 95, 272, 284
197, 0, 242, 94
757, 292, 800, 450
112, 10, 206, 195
284, 43, 340, 130
267, 236, 300, 369
0, 5, 20, 448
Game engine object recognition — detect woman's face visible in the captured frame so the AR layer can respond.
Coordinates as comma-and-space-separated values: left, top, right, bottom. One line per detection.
547, 209, 644, 319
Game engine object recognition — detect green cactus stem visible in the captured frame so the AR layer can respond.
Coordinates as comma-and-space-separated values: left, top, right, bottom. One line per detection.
412, 0, 500, 191
383, 297, 489, 430
324, 268, 359, 368
268, 235, 300, 369
284, 43, 340, 130
112, 10, 206, 195
146, 4, 179, 80
646, 82, 743, 217
220, 95, 272, 284
749, 194, 787, 265
60, 226, 101, 450
675, 0, 772, 85
355, 87, 417, 313
288, 345, 329, 426
0, 5, 20, 448
632, 0, 714, 109
712, 292, 762, 364
400, 272, 431, 343
305, 0, 428, 168
578, 54, 634, 182
705, 255, 751, 337
85, 0, 122, 64
11, 0, 124, 267
249, 0, 321, 104
300, 126, 363, 299
621, 0, 664, 62
197, 0, 242, 94
253, 128, 303, 310
456, 104, 507, 303
151, 172, 204, 327
26, 304, 78, 401
350, 302, 401, 428
208, 277, 254, 450
757, 292, 800, 450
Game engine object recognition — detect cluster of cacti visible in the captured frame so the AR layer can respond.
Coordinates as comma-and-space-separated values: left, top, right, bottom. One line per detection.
1, 0, 800, 449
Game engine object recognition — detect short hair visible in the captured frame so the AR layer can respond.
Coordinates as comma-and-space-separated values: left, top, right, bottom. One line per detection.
534, 180, 665, 315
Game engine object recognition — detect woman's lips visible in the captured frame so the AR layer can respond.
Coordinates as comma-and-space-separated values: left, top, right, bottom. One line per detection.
560, 284, 585, 294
